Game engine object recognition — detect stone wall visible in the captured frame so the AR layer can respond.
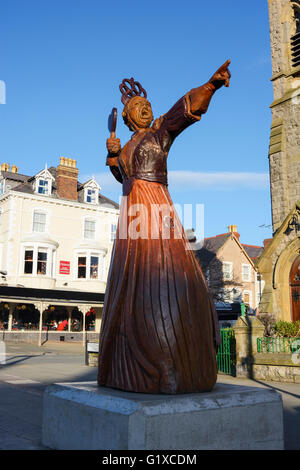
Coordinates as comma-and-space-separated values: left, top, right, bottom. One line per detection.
0, 331, 99, 344
233, 316, 300, 383
253, 353, 300, 383
270, 96, 300, 231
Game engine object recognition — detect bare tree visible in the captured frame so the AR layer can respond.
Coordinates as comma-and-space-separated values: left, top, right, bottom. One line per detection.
204, 258, 243, 303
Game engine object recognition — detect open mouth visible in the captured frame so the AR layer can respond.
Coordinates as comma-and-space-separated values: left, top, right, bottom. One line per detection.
140, 107, 152, 120
141, 109, 150, 117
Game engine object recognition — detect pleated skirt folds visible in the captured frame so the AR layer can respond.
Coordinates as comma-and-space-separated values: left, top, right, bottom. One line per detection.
98, 179, 218, 394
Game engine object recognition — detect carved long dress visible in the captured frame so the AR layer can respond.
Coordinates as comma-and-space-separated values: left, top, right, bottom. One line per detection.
98, 83, 220, 394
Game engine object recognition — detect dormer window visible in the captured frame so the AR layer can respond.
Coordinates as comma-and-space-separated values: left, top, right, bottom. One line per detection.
38, 179, 49, 195
86, 189, 97, 204
83, 177, 101, 205
34, 165, 54, 196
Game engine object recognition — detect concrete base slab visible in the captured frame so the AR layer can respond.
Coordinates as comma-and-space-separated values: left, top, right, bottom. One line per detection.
42, 381, 284, 450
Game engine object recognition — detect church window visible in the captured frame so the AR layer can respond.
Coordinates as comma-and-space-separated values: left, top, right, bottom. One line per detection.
291, 3, 300, 68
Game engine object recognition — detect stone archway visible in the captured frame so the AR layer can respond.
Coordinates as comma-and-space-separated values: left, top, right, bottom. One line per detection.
290, 254, 300, 321
267, 236, 300, 321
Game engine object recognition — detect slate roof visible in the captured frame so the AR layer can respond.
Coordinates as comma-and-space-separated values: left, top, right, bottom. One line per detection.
0, 171, 30, 182
196, 234, 231, 271
1, 166, 119, 209
13, 182, 35, 194
241, 244, 264, 261
195, 233, 264, 269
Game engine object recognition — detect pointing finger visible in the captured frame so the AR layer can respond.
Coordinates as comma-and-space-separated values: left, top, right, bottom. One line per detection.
219, 59, 231, 72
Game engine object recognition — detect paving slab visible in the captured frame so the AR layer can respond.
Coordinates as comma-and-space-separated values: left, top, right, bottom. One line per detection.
0, 342, 299, 450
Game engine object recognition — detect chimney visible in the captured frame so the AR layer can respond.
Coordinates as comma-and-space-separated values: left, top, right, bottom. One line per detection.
228, 224, 240, 241
1, 163, 10, 172
263, 238, 272, 249
11, 165, 18, 173
56, 157, 79, 201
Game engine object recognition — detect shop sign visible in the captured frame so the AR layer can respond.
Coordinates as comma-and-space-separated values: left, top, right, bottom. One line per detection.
59, 261, 70, 275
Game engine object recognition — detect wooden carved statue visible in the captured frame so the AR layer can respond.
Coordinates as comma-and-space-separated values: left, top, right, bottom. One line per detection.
98, 60, 231, 394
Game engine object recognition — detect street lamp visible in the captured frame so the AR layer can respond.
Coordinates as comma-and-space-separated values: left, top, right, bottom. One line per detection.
285, 215, 300, 235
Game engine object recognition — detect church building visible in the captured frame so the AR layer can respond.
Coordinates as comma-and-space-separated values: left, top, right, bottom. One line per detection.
257, 0, 300, 321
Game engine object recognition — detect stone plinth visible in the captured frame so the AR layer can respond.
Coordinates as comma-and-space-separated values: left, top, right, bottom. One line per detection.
42, 381, 284, 450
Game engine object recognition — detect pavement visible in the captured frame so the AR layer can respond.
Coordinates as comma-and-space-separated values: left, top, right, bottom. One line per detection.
0, 340, 299, 450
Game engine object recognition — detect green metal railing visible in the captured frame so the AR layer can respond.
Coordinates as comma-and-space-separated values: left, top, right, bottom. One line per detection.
257, 336, 300, 353
216, 328, 236, 375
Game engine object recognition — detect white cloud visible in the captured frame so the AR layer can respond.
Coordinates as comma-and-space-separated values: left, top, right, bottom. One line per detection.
83, 170, 269, 193
168, 170, 269, 191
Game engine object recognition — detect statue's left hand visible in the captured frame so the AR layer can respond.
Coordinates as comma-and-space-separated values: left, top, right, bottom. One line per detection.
209, 60, 231, 90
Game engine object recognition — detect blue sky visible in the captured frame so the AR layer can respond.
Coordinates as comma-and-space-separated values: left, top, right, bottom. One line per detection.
0, 0, 273, 246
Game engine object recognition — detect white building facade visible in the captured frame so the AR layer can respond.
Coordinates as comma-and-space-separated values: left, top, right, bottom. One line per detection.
0, 159, 119, 343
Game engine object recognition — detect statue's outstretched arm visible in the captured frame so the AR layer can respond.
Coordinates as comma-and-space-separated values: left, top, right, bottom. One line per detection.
188, 60, 231, 116
156, 60, 231, 150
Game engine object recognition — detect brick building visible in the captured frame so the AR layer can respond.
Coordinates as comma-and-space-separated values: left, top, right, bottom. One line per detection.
195, 225, 263, 312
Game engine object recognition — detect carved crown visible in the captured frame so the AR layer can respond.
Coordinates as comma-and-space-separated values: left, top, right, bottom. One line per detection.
119, 78, 147, 106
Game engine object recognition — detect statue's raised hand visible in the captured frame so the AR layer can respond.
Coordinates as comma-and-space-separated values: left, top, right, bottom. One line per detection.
106, 137, 121, 156
209, 60, 231, 90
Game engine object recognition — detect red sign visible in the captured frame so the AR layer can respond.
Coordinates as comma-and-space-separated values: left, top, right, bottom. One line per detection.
59, 261, 70, 275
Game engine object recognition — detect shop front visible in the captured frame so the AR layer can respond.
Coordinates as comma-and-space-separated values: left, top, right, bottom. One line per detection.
0, 285, 104, 345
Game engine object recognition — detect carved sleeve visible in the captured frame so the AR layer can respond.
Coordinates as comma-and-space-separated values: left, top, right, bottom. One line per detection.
106, 155, 123, 184
155, 82, 216, 153
187, 82, 216, 116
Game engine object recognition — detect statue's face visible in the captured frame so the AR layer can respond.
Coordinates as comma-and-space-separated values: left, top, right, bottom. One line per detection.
123, 96, 153, 131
